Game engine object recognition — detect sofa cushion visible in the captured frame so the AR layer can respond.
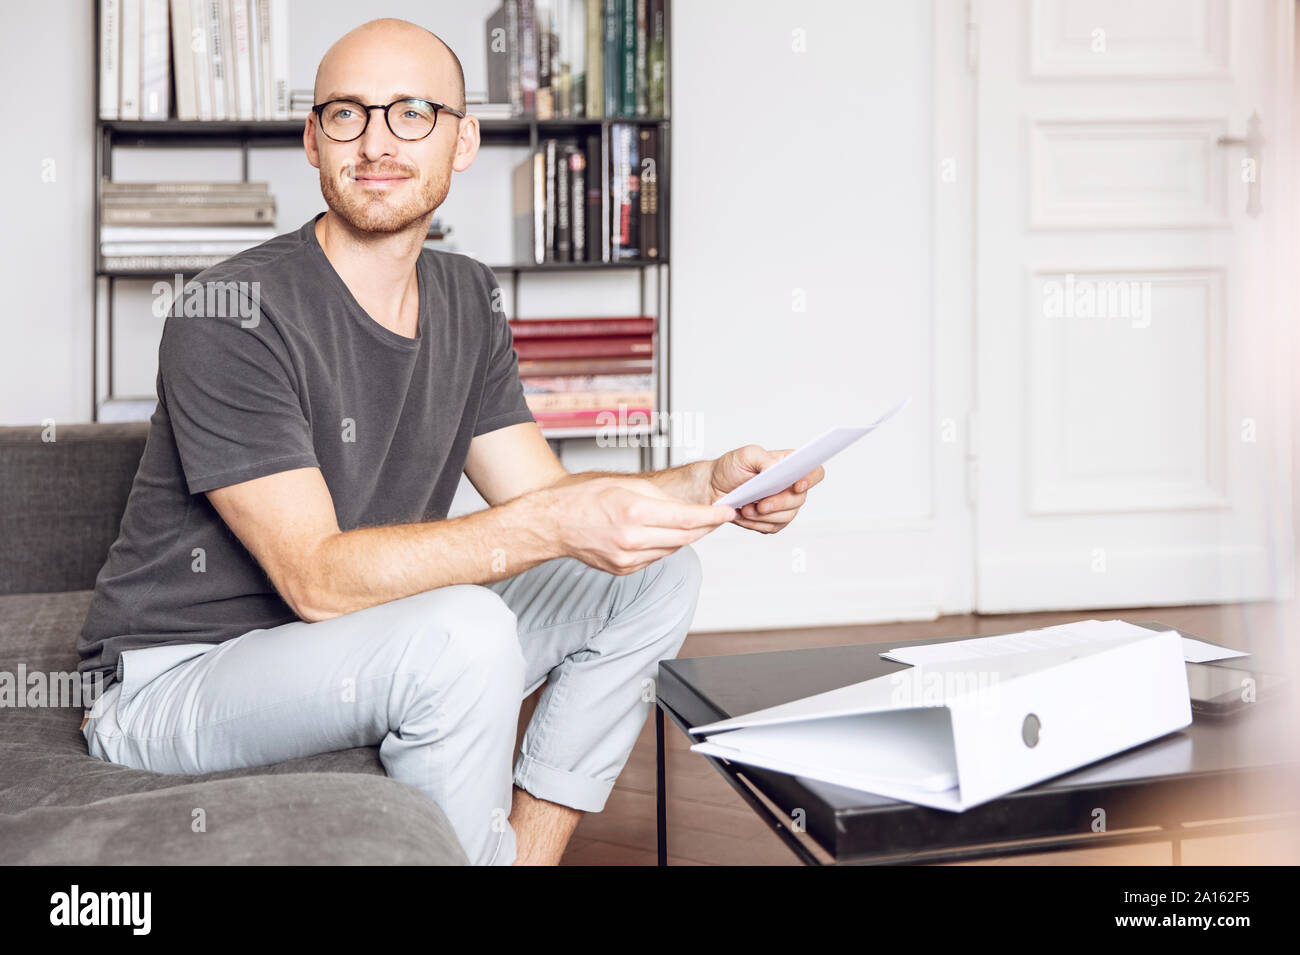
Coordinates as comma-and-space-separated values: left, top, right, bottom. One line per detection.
0, 773, 468, 864
0, 590, 466, 863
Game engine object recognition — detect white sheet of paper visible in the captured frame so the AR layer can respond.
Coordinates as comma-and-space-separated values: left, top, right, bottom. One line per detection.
881, 620, 1248, 666
718, 397, 911, 509
1179, 636, 1249, 663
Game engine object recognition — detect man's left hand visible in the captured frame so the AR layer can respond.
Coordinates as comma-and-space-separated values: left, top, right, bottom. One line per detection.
705, 445, 825, 534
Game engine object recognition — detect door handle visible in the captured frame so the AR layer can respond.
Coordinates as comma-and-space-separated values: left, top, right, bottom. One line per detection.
1217, 111, 1264, 218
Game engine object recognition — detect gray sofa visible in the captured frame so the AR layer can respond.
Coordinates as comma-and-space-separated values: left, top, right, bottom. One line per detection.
0, 421, 467, 864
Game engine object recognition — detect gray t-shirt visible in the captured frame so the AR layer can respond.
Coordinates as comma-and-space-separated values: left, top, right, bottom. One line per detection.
78, 213, 536, 689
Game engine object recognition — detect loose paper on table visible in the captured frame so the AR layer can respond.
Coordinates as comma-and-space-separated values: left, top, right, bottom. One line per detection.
881, 621, 1248, 667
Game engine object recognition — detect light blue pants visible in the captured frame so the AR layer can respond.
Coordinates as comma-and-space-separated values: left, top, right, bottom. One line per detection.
82, 545, 702, 865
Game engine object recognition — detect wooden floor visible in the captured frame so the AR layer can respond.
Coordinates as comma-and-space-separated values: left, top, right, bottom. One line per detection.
534, 601, 1299, 866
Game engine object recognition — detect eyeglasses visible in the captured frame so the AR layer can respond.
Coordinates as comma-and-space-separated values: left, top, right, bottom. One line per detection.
311, 97, 466, 142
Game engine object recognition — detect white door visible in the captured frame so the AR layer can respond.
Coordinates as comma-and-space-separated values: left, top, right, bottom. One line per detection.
973, 0, 1295, 611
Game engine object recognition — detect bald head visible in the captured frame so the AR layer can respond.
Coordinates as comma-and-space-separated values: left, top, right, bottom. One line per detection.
307, 18, 479, 237
314, 18, 465, 112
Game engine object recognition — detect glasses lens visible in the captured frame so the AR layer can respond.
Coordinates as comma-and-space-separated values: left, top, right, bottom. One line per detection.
321, 101, 368, 140
388, 99, 437, 140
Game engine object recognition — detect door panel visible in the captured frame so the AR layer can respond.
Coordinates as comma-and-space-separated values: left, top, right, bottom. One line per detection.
974, 0, 1294, 611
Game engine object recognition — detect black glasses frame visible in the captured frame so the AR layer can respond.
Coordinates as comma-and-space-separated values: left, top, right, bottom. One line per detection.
311, 97, 467, 142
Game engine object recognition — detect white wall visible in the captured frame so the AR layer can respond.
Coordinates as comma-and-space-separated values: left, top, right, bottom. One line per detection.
1, 1, 96, 425
670, 2, 958, 629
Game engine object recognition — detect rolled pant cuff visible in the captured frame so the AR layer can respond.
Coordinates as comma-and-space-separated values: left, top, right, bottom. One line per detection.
513, 753, 614, 813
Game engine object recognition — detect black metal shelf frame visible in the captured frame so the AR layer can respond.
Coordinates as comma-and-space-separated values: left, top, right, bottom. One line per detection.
92, 1, 673, 468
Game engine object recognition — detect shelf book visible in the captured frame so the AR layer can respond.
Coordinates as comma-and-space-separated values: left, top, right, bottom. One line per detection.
511, 316, 655, 429
486, 0, 667, 120
513, 124, 659, 265
99, 0, 291, 122
98, 181, 276, 271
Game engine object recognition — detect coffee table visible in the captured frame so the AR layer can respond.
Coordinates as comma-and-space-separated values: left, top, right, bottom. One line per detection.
653, 627, 1298, 865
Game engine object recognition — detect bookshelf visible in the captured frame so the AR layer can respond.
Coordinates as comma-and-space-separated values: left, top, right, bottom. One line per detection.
91, 4, 672, 470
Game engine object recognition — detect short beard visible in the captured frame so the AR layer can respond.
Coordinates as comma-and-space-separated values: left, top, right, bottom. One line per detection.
319, 162, 450, 235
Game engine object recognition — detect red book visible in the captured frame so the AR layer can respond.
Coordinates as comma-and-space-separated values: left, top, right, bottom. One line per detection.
534, 408, 655, 430
512, 337, 653, 360
509, 316, 655, 338
517, 357, 653, 376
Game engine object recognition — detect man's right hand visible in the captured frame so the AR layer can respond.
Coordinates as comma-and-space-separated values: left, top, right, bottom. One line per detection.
534, 477, 736, 576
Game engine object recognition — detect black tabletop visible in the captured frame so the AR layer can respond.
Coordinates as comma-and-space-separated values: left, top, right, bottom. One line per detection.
657, 624, 1298, 863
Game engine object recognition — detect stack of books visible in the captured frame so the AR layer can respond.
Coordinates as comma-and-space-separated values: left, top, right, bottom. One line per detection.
513, 124, 658, 264
98, 0, 291, 121
511, 316, 655, 430
99, 181, 276, 271
289, 88, 314, 120
467, 95, 514, 121
485, 0, 667, 120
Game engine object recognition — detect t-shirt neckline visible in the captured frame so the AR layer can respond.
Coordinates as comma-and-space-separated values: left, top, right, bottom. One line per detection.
305, 212, 424, 351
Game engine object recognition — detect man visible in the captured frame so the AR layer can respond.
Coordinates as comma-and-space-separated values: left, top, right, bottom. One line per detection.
77, 18, 823, 866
